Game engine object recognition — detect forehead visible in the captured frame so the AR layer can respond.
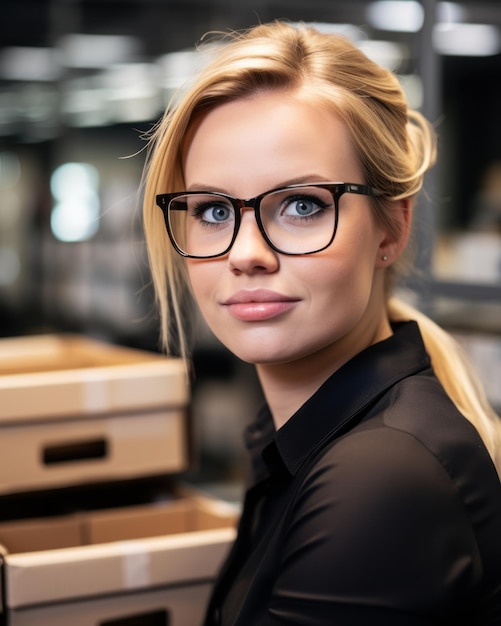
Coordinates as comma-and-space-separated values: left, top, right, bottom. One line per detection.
182, 90, 362, 194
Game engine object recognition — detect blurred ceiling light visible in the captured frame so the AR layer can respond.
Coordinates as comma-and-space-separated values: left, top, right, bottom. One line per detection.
433, 23, 501, 56
50, 163, 100, 242
437, 2, 465, 23
367, 1, 425, 33
102, 63, 160, 122
62, 87, 109, 127
156, 49, 217, 90
57, 34, 141, 69
101, 63, 157, 90
61, 63, 160, 126
397, 74, 423, 109
299, 23, 367, 42
0, 47, 60, 81
358, 40, 406, 70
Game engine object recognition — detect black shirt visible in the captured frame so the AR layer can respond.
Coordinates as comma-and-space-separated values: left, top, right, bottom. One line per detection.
204, 321, 501, 625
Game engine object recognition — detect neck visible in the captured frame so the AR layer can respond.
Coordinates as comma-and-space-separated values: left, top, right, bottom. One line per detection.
256, 314, 393, 430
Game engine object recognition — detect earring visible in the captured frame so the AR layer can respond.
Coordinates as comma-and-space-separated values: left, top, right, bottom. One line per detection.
381, 255, 388, 262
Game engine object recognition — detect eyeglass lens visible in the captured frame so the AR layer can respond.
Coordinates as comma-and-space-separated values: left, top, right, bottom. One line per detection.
167, 185, 337, 257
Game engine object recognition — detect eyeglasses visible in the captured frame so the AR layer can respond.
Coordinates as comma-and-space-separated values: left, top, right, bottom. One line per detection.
155, 182, 381, 259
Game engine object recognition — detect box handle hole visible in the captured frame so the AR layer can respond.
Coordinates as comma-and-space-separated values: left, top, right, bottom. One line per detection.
43, 438, 108, 465
100, 609, 170, 625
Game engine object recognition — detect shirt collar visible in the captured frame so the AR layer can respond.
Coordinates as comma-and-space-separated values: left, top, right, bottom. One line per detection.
245, 321, 431, 481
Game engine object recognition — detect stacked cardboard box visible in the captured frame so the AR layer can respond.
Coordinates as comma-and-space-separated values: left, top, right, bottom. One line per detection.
0, 334, 237, 625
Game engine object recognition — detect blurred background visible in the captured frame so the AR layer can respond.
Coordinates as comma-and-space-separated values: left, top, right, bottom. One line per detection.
1, 0, 501, 489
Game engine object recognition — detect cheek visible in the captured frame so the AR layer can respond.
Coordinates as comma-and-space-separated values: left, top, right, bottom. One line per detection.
186, 262, 221, 324
310, 261, 370, 305
307, 238, 381, 313
187, 263, 209, 301
333, 223, 383, 282
316, 228, 380, 281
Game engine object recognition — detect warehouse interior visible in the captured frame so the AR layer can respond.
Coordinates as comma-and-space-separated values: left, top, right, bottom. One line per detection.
0, 3, 501, 620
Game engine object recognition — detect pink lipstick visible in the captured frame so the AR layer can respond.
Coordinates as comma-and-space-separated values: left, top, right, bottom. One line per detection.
223, 289, 299, 321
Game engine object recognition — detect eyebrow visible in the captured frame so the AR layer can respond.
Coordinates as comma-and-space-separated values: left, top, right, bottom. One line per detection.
185, 175, 336, 195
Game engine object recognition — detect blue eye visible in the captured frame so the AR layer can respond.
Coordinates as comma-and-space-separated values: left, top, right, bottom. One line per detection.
203, 205, 233, 222
189, 198, 235, 228
189, 199, 234, 224
287, 198, 317, 216
282, 195, 328, 219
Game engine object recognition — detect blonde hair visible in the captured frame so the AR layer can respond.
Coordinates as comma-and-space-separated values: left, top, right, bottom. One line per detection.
142, 21, 501, 474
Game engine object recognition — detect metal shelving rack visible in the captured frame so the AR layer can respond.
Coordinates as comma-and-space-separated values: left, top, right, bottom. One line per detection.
411, 0, 501, 328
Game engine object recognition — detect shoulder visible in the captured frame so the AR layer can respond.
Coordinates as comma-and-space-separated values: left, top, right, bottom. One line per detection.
372, 373, 501, 498
306, 373, 499, 502
292, 373, 500, 554
279, 379, 480, 597
274, 374, 501, 617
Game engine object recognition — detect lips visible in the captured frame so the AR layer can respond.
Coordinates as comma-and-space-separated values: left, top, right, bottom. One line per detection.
223, 289, 299, 321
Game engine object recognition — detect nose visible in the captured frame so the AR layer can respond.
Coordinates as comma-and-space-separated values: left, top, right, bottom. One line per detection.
227, 209, 279, 274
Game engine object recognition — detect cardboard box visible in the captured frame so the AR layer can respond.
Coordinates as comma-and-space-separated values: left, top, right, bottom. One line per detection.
0, 514, 82, 554
0, 491, 239, 625
0, 334, 190, 494
0, 336, 238, 624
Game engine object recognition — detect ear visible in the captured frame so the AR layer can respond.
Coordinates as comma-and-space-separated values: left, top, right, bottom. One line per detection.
375, 197, 412, 268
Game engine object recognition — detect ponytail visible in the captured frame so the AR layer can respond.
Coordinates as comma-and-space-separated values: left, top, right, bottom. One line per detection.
389, 297, 501, 477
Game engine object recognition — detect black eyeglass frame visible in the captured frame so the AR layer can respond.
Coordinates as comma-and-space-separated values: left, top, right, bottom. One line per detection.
155, 182, 382, 259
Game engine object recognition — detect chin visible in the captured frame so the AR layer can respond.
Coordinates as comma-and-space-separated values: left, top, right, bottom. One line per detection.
222, 343, 284, 365
232, 345, 302, 366
234, 351, 279, 365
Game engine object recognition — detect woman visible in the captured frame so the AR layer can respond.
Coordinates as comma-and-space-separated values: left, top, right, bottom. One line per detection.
142, 21, 501, 625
